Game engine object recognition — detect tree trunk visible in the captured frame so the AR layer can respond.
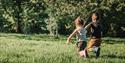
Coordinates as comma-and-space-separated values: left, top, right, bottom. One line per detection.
15, 0, 22, 33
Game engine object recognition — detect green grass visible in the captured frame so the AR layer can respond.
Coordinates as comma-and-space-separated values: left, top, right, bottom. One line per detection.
0, 33, 125, 63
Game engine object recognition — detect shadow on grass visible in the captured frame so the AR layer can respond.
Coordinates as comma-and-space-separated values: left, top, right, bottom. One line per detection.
102, 37, 125, 44
102, 40, 125, 44
101, 54, 125, 59
88, 54, 125, 59
0, 33, 62, 41
0, 33, 125, 43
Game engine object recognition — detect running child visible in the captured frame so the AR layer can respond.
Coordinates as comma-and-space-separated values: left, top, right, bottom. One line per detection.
66, 17, 88, 57
86, 12, 102, 58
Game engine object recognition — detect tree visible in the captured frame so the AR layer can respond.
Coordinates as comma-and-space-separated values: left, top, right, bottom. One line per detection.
0, 0, 124, 37
0, 0, 47, 34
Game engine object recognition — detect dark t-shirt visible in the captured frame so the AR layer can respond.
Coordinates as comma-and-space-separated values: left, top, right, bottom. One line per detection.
90, 22, 102, 38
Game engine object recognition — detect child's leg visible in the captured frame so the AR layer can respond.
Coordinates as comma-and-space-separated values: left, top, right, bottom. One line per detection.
79, 49, 89, 58
87, 39, 96, 51
87, 39, 101, 58
93, 46, 99, 52
79, 50, 84, 57
77, 42, 83, 57
84, 48, 89, 58
77, 41, 88, 58
76, 42, 82, 52
93, 39, 101, 58
96, 47, 100, 58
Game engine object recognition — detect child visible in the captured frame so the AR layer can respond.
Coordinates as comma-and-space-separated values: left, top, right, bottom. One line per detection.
66, 17, 88, 58
86, 12, 102, 58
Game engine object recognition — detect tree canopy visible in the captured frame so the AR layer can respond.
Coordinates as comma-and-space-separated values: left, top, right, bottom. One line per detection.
0, 0, 125, 37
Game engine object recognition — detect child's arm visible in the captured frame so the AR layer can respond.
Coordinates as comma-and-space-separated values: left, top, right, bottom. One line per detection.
84, 22, 92, 30
66, 29, 77, 44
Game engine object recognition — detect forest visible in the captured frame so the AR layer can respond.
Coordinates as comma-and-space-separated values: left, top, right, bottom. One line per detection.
0, 0, 125, 37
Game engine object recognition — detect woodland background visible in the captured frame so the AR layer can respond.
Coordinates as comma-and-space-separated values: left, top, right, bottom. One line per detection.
0, 0, 125, 37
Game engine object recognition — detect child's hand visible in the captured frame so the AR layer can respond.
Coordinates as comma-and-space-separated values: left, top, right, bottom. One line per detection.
66, 40, 70, 45
66, 42, 70, 45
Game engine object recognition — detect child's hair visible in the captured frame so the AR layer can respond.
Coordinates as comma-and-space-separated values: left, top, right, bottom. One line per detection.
75, 16, 84, 26
92, 12, 100, 20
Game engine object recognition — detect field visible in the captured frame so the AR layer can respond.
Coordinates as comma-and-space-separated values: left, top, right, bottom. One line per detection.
0, 33, 125, 63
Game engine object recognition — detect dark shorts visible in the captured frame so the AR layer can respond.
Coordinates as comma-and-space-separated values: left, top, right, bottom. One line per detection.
76, 41, 87, 51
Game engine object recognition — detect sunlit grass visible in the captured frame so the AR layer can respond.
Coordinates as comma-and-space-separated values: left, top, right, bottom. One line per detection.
0, 33, 125, 63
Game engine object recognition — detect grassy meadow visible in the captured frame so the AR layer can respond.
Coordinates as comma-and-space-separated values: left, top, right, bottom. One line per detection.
0, 33, 125, 63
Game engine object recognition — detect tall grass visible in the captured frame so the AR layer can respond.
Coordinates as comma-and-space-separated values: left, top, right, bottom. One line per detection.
0, 33, 125, 63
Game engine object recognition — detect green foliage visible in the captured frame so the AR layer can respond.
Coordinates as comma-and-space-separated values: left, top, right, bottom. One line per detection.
0, 0, 47, 33
0, 0, 124, 37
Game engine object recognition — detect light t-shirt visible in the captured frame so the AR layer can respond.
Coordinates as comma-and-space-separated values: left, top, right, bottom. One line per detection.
76, 28, 87, 42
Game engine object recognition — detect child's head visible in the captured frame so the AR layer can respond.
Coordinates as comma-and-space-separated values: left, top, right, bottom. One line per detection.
74, 17, 84, 27
92, 12, 100, 22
